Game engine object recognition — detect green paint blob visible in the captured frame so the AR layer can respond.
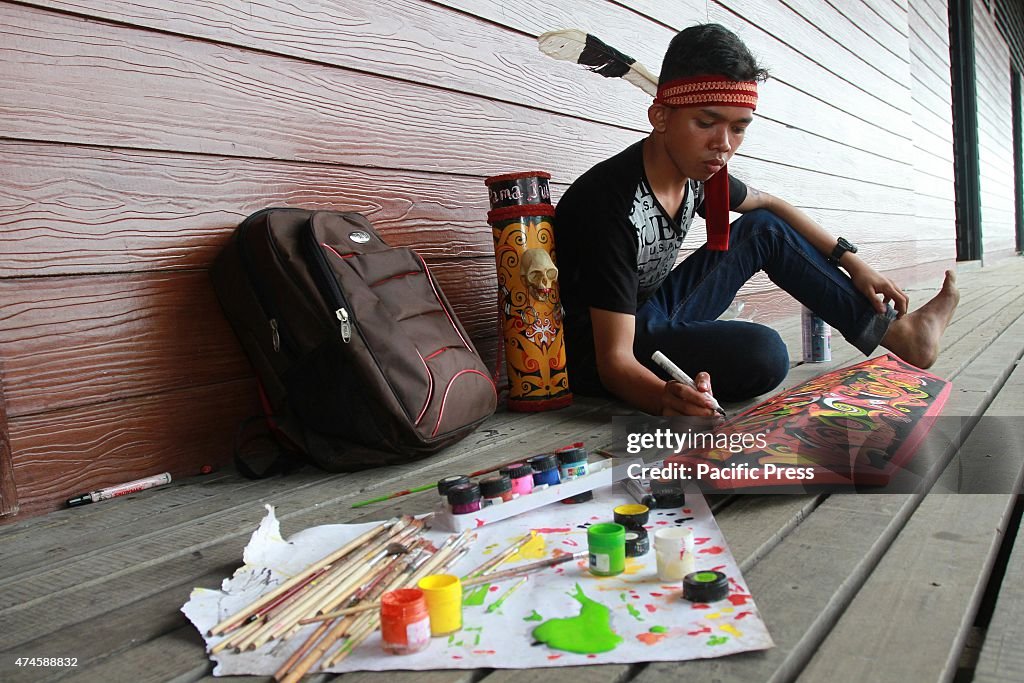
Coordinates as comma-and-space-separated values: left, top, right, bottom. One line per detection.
464, 584, 490, 606
626, 603, 643, 621
649, 626, 668, 634
524, 610, 544, 622
694, 571, 720, 582
708, 635, 729, 646
531, 584, 624, 654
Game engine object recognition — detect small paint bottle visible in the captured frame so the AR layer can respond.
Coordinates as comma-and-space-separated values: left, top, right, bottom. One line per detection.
478, 475, 514, 505
528, 453, 561, 489
587, 522, 626, 576
505, 463, 535, 497
802, 306, 832, 363
417, 574, 463, 636
683, 570, 730, 603
625, 527, 650, 557
436, 474, 469, 500
653, 527, 695, 581
557, 447, 589, 480
446, 482, 482, 515
556, 447, 593, 503
613, 503, 650, 529
380, 587, 431, 654
649, 477, 685, 508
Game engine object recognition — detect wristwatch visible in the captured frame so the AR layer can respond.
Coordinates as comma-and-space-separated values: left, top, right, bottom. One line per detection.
829, 237, 858, 265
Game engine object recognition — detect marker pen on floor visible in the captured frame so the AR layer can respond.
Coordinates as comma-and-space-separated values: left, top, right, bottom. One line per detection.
66, 472, 173, 507
651, 351, 727, 417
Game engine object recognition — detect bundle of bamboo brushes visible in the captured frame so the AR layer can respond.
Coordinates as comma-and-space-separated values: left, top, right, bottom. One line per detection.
205, 516, 474, 682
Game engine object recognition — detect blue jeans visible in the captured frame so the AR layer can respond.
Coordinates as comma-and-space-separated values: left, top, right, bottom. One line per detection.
568, 209, 895, 402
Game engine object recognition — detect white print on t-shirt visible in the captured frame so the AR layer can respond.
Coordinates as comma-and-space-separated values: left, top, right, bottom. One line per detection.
629, 178, 697, 299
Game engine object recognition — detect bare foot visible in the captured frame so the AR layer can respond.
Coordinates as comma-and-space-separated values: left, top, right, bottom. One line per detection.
880, 270, 960, 368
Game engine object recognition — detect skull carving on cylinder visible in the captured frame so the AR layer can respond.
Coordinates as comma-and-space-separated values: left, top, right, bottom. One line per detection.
520, 248, 558, 301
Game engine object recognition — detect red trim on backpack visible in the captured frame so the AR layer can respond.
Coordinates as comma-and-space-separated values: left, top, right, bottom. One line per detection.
415, 349, 433, 427
415, 253, 472, 353
323, 243, 356, 259
371, 270, 419, 287
432, 369, 498, 437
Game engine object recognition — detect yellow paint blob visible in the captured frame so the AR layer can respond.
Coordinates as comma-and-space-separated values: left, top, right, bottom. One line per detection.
720, 623, 742, 638
507, 532, 546, 562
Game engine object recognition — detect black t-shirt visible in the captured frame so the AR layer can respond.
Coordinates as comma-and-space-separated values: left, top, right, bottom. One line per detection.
554, 139, 747, 365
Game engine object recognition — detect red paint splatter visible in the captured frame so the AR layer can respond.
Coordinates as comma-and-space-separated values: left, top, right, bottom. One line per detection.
644, 604, 657, 613
687, 625, 712, 636
735, 611, 753, 620
683, 508, 692, 514
699, 545, 724, 555
711, 564, 727, 572
475, 518, 486, 527
728, 594, 751, 606
694, 536, 712, 545
547, 655, 562, 661
533, 527, 572, 533
472, 650, 496, 655
590, 516, 600, 521
489, 585, 499, 592
562, 538, 579, 547
587, 654, 597, 659
656, 521, 669, 525
452, 655, 463, 660
650, 592, 664, 598
637, 632, 667, 645
692, 603, 711, 609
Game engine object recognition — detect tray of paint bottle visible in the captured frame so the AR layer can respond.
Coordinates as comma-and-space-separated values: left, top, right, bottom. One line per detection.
432, 459, 632, 532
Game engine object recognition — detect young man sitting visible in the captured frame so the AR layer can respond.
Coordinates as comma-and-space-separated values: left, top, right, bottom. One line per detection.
554, 23, 959, 417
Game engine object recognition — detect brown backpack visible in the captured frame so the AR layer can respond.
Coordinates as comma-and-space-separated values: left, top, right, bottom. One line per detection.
211, 208, 497, 475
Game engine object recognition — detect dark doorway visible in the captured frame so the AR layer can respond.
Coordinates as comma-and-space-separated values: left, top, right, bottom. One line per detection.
949, 0, 984, 261
1013, 68, 1023, 253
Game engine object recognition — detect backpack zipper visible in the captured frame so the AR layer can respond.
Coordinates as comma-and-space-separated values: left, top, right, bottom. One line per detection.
336, 307, 352, 343
303, 223, 356, 344
236, 212, 300, 355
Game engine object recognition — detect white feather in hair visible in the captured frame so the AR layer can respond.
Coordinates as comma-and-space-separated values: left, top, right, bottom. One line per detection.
538, 29, 658, 96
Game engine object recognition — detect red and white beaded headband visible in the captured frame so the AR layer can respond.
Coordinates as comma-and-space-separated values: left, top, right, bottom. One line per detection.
654, 75, 758, 110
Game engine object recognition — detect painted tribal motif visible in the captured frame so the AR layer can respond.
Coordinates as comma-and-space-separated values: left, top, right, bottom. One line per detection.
671, 354, 952, 487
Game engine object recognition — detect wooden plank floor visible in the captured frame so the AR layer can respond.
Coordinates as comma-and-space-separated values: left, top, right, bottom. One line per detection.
1, 258, 1022, 683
